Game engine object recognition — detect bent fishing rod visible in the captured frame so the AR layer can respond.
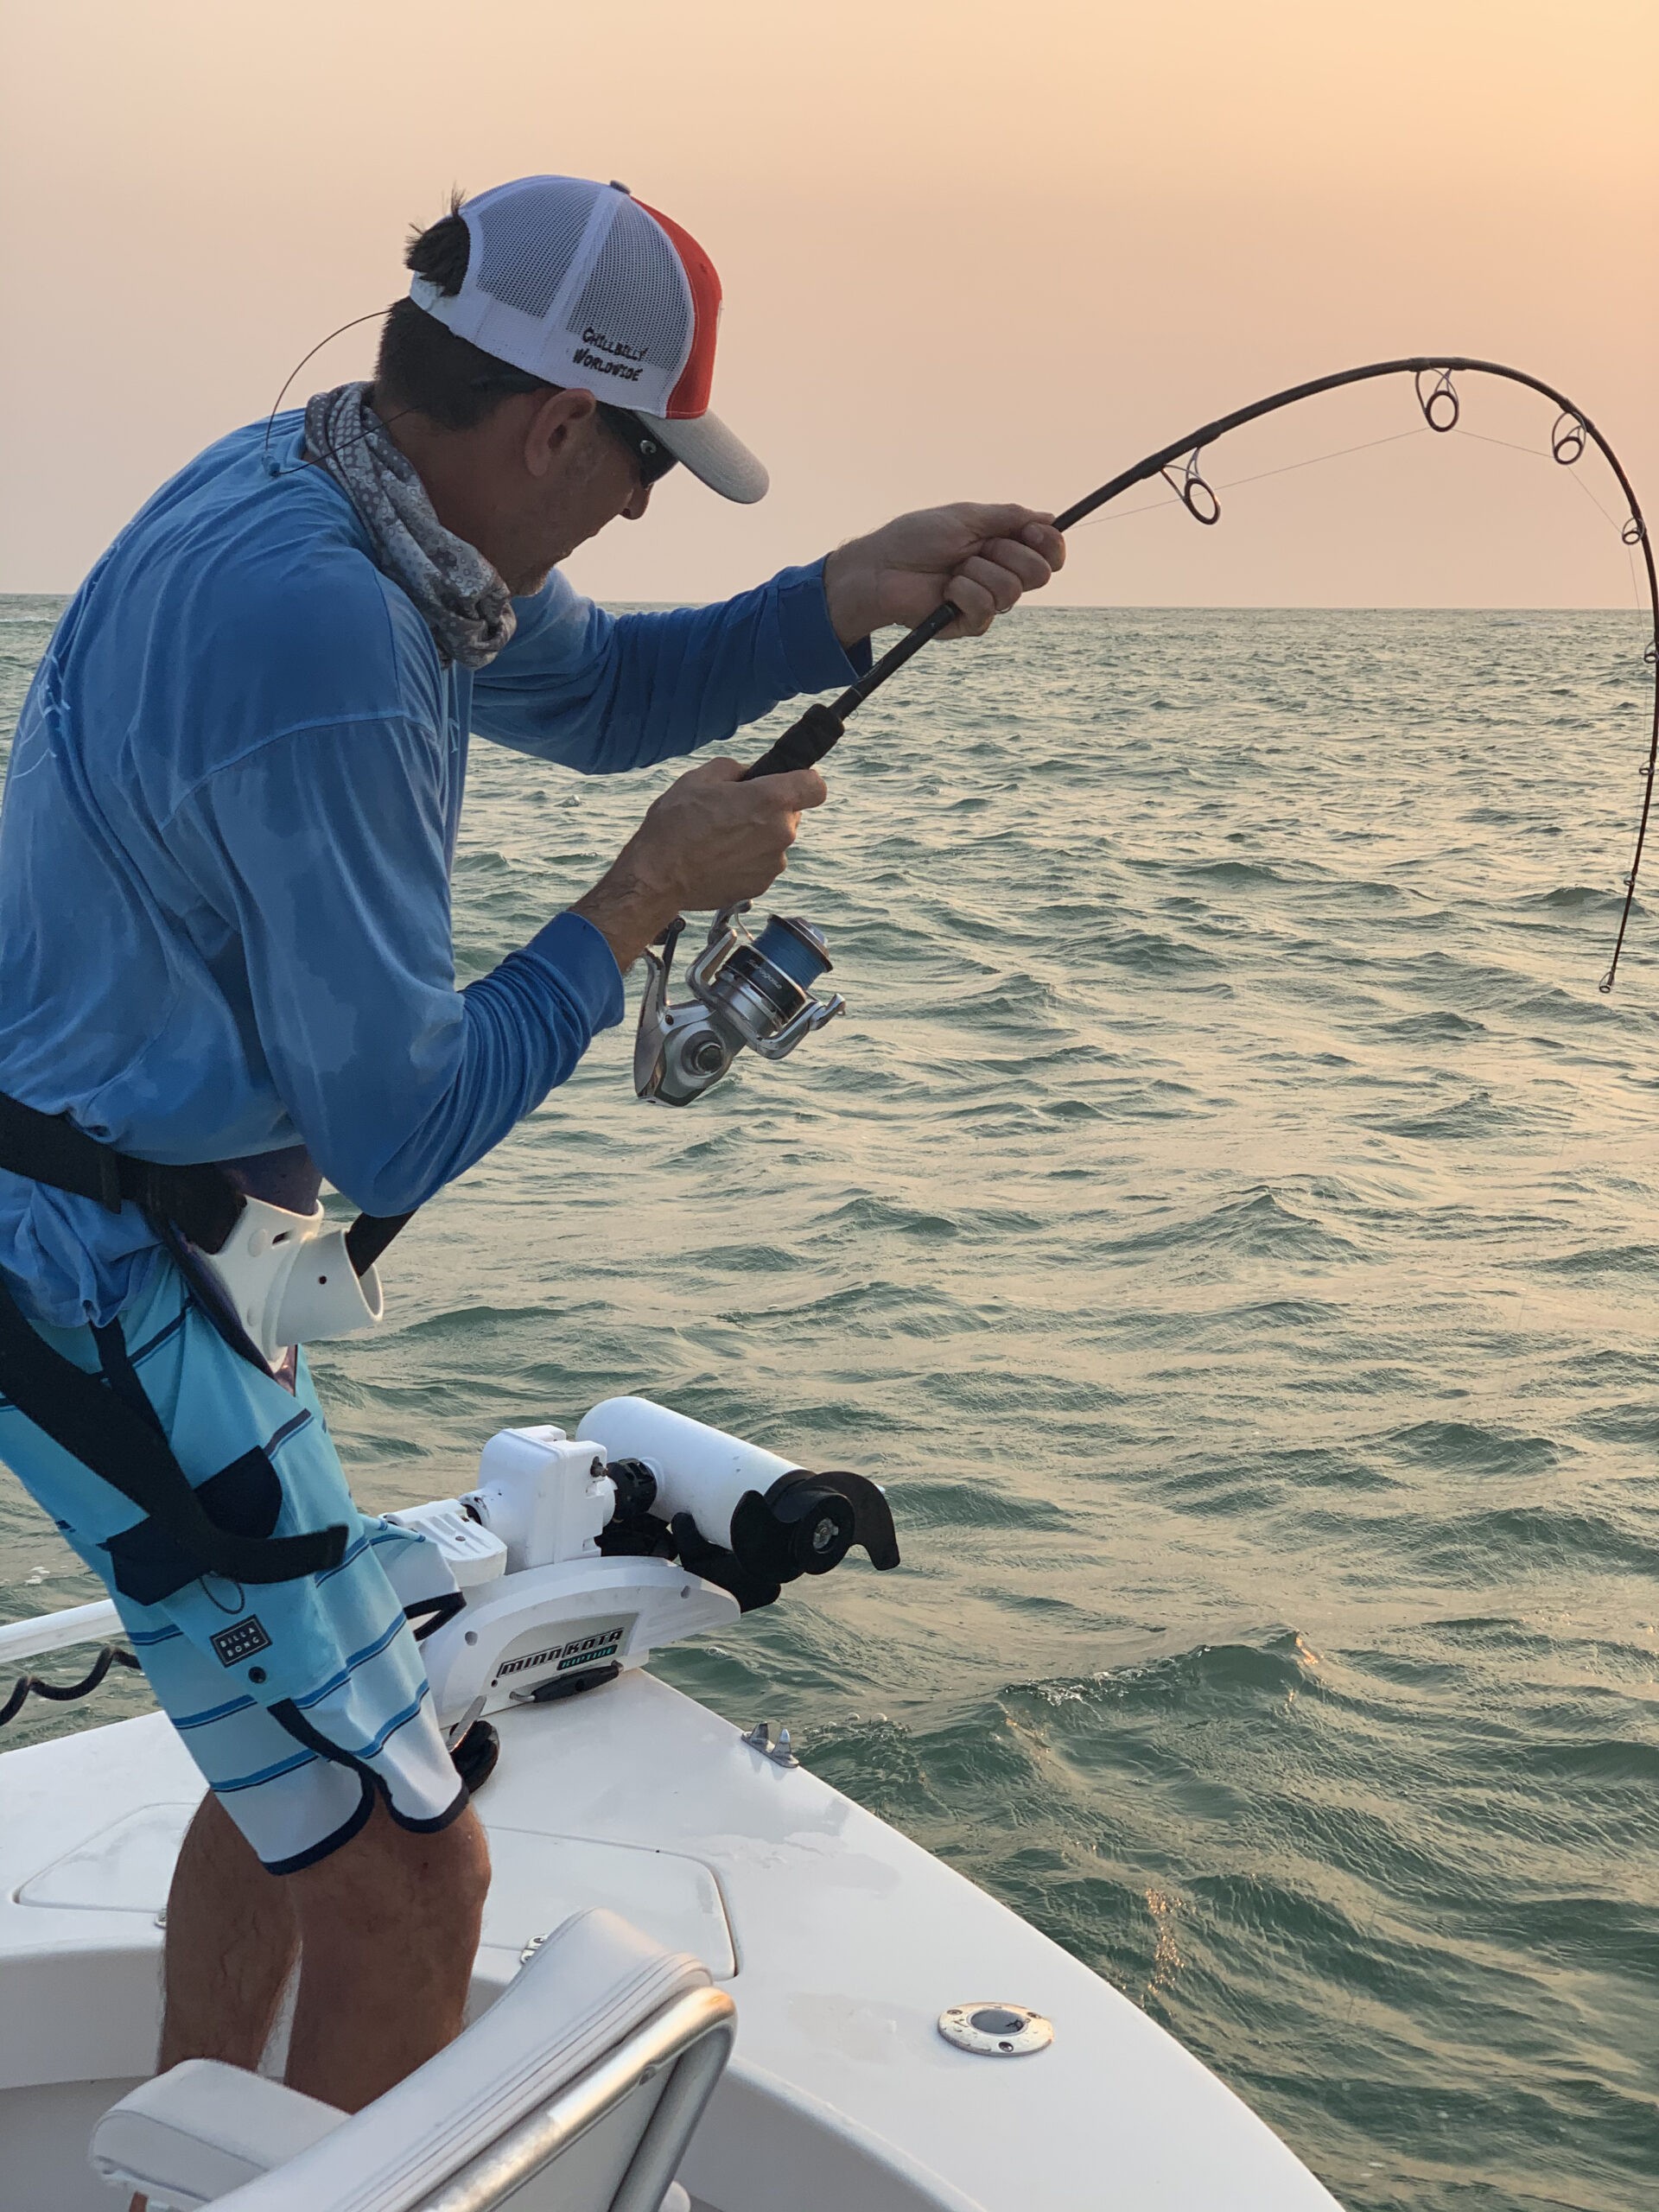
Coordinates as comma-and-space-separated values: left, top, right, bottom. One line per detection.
272, 372, 1659, 1293
739, 356, 1659, 1001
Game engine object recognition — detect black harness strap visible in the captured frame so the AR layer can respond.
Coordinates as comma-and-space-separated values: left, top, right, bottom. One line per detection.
0, 1087, 411, 1586
0, 1091, 245, 1253
90, 1316, 168, 1435
0, 1274, 346, 1586
344, 1207, 415, 1276
0, 1090, 416, 1279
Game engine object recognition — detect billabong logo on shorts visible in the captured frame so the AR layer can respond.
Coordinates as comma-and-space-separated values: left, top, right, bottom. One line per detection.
212, 1617, 273, 1668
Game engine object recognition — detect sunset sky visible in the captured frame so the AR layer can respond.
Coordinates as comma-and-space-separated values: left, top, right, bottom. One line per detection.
2, 0, 1654, 607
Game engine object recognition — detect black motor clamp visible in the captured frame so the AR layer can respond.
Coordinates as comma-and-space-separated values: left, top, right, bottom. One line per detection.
597, 1462, 900, 1616
729, 1469, 900, 1587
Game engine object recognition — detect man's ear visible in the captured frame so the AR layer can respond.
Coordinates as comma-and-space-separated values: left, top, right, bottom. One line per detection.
523, 386, 597, 480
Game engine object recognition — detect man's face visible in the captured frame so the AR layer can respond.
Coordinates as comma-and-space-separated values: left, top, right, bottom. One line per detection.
382, 386, 659, 600
509, 407, 653, 594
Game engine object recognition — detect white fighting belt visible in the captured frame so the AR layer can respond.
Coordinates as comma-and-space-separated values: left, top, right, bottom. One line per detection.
198, 1198, 385, 1364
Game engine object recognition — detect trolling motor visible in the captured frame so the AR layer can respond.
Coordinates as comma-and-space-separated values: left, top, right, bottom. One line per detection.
579, 1395, 899, 1602
633, 903, 845, 1105
389, 1397, 900, 1728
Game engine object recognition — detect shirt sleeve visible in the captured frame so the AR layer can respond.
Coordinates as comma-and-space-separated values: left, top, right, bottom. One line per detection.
173, 715, 625, 1217
469, 558, 873, 773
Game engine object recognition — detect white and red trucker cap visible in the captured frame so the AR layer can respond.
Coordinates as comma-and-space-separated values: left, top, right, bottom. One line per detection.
408, 175, 767, 504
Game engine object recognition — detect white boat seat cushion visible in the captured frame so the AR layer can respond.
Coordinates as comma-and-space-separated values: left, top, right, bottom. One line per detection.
89, 2064, 344, 2210
91, 1907, 715, 2211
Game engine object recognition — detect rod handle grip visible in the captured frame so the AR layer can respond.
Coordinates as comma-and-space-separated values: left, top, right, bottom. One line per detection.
741, 701, 846, 782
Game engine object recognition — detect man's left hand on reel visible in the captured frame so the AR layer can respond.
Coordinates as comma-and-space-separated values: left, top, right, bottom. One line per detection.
0, 174, 1060, 2141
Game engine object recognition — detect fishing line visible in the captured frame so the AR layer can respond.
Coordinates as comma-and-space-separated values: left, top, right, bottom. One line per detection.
742, 357, 1659, 995
1454, 424, 1562, 464
1451, 421, 1646, 612
1071, 426, 1431, 528
259, 304, 574, 480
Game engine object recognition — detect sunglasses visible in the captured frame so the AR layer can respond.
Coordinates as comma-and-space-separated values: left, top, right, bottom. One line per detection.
594, 403, 680, 486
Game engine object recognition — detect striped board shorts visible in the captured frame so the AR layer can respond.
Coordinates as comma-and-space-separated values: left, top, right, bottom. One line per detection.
0, 1258, 467, 1872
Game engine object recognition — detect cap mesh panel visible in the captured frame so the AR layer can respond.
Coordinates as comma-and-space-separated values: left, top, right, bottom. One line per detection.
474, 188, 593, 319
569, 204, 689, 372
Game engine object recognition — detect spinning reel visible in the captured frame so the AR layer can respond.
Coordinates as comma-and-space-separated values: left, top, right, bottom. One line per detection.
633, 904, 845, 1106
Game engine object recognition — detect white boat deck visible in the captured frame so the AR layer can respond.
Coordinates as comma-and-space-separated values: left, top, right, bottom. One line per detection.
0, 1669, 1343, 2210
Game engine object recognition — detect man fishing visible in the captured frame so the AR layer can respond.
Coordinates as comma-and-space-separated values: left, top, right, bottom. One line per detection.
0, 172, 1062, 2131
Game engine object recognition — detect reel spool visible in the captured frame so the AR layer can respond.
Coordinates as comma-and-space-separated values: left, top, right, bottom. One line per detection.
634, 905, 845, 1106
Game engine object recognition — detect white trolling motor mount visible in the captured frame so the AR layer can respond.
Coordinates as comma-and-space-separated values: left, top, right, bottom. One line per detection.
389, 1396, 899, 1732
633, 904, 845, 1106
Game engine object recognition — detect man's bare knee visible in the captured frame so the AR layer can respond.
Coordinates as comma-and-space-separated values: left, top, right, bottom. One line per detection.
291, 1798, 489, 1948
282, 1800, 487, 2109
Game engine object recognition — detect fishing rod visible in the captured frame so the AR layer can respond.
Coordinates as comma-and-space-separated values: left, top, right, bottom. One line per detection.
636, 357, 1658, 1103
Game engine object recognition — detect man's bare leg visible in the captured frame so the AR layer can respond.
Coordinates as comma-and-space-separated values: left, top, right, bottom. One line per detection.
129, 1787, 486, 2212
158, 1792, 301, 2069
130, 1793, 302, 2209
284, 1797, 490, 2111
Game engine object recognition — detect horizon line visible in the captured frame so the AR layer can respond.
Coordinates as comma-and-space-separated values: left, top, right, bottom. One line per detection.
0, 594, 1645, 617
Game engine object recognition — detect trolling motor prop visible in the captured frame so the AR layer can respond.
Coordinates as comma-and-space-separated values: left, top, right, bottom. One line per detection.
634, 903, 844, 1105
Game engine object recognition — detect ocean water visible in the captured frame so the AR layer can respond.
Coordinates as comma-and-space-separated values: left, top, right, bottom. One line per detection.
3, 594, 1657, 2212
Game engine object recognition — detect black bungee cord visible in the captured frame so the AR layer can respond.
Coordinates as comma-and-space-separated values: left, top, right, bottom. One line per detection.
743, 356, 1659, 995
0, 1640, 141, 1729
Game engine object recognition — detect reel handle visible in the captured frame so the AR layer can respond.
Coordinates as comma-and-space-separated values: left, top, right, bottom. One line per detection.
740, 701, 847, 781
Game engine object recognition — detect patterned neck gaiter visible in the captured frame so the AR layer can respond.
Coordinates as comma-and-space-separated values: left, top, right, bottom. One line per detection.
303, 382, 516, 671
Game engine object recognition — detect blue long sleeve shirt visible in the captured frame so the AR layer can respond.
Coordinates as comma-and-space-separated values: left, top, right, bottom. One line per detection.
0, 415, 866, 1328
